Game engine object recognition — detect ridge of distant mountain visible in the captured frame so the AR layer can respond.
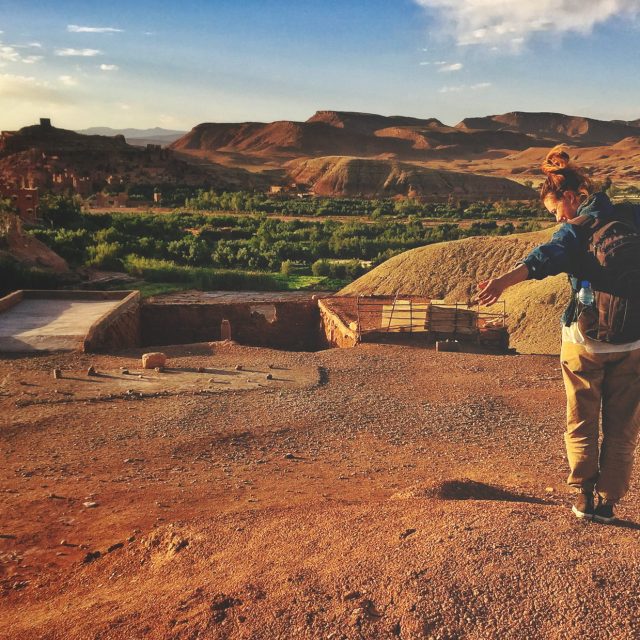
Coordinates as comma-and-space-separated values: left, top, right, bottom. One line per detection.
76, 127, 186, 147
455, 111, 640, 146
76, 126, 186, 138
170, 112, 542, 160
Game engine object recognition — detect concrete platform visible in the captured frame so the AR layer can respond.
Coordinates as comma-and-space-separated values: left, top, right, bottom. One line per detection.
0, 291, 140, 353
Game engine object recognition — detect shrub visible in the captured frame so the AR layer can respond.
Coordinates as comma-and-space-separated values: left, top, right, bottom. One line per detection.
122, 255, 282, 290
280, 259, 294, 276
311, 259, 331, 277
86, 242, 123, 270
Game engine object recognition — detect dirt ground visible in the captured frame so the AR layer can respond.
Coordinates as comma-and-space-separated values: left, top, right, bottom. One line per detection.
1, 341, 640, 640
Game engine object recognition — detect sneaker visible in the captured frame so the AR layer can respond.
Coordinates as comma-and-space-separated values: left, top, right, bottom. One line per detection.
593, 497, 616, 524
572, 491, 594, 520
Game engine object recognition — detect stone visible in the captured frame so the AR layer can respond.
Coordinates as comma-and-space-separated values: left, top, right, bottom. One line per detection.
120, 369, 130, 375
107, 542, 124, 553
83, 501, 98, 508
266, 373, 273, 380
53, 368, 62, 379
221, 319, 232, 341
197, 367, 206, 373
283, 453, 295, 459
154, 366, 164, 373
82, 551, 101, 564
235, 364, 243, 371
87, 366, 97, 376
141, 352, 167, 369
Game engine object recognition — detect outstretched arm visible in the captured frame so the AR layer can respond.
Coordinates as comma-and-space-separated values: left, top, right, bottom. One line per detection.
474, 263, 530, 306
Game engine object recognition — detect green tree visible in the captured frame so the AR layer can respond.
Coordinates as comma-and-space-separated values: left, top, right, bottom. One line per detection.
40, 194, 83, 228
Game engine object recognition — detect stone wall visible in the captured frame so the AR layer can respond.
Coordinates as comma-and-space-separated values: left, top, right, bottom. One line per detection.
141, 299, 321, 350
83, 291, 141, 353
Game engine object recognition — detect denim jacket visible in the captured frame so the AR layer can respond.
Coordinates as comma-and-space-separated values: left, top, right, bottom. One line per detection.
520, 192, 615, 325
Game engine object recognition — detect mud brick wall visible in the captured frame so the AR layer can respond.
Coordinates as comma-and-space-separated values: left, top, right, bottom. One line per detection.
141, 300, 321, 350
84, 291, 141, 352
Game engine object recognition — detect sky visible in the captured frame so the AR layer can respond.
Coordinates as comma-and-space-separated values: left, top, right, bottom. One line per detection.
1, 0, 639, 131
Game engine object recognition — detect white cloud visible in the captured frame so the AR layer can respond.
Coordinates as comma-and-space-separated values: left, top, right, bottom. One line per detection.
67, 25, 123, 33
0, 73, 66, 102
59, 75, 78, 86
439, 82, 491, 93
55, 48, 102, 57
0, 41, 46, 65
99, 63, 119, 71
413, 0, 640, 48
438, 62, 463, 72
0, 45, 20, 63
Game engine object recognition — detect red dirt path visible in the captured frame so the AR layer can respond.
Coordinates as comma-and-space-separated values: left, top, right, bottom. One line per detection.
1, 342, 639, 639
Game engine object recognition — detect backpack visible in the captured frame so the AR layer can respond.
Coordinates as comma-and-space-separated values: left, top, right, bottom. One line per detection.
570, 203, 640, 343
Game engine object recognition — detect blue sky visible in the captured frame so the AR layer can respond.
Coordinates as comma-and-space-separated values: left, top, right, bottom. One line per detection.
1, 0, 639, 130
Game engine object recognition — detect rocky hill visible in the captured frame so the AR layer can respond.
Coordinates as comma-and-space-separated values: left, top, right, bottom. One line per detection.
286, 156, 536, 199
339, 227, 570, 355
455, 111, 640, 146
0, 122, 271, 194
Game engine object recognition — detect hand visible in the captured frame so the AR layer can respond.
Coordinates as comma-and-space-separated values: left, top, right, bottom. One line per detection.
474, 278, 505, 306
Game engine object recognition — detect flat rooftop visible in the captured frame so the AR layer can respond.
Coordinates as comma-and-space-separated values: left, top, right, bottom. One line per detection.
0, 298, 121, 352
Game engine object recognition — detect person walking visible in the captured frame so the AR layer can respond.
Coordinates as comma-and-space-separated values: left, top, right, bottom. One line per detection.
475, 145, 640, 523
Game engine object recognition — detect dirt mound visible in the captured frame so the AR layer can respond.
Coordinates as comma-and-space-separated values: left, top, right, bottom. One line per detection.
339, 227, 570, 354
0, 213, 69, 273
286, 156, 536, 199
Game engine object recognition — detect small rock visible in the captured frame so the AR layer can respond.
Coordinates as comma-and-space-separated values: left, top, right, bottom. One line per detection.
107, 542, 124, 553
283, 453, 295, 459
12, 581, 29, 590
82, 551, 101, 564
142, 352, 167, 370
265, 373, 273, 380
53, 368, 62, 379
154, 366, 164, 373
400, 528, 417, 540
127, 535, 136, 543
60, 539, 67, 546
197, 367, 206, 373
120, 369, 130, 375
87, 366, 97, 377
235, 364, 243, 371
545, 487, 555, 494
83, 501, 98, 509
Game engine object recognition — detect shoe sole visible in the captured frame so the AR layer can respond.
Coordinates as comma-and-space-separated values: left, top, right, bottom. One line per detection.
572, 505, 593, 520
593, 514, 615, 524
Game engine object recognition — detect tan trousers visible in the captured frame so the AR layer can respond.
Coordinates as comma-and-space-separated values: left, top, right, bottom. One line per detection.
560, 342, 640, 503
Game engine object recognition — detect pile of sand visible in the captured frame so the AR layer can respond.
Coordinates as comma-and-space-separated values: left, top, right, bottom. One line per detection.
339, 226, 572, 355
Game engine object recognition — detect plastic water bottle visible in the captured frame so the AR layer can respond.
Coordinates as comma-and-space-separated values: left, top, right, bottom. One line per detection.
577, 280, 595, 306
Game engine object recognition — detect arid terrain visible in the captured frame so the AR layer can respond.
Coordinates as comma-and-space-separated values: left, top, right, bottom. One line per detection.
3, 110, 640, 199
2, 341, 640, 639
